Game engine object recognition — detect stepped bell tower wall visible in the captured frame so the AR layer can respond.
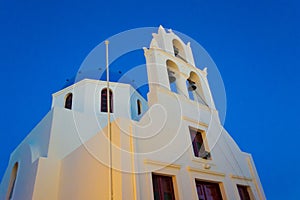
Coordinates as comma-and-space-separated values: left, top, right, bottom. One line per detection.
144, 26, 215, 109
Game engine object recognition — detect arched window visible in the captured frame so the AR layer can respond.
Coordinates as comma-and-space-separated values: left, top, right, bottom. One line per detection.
7, 162, 18, 200
101, 88, 113, 113
137, 99, 142, 115
64, 93, 73, 110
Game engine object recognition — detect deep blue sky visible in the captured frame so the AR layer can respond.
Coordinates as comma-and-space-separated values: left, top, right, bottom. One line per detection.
0, 0, 299, 199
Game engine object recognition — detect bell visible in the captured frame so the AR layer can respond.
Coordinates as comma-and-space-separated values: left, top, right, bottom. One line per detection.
188, 79, 197, 91
168, 70, 176, 83
173, 46, 179, 56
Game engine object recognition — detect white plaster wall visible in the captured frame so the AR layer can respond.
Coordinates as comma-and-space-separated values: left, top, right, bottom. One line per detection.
0, 84, 265, 200
52, 79, 148, 121
57, 117, 137, 200
133, 86, 265, 199
135, 25, 265, 198
0, 27, 265, 200
0, 110, 54, 200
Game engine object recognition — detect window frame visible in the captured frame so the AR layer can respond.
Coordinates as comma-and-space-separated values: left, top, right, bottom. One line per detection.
64, 93, 73, 110
237, 184, 252, 200
195, 179, 223, 200
101, 88, 113, 113
152, 173, 176, 200
189, 127, 211, 160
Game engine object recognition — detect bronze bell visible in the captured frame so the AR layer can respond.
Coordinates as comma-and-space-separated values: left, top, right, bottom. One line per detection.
188, 79, 197, 91
168, 70, 176, 83
173, 46, 179, 56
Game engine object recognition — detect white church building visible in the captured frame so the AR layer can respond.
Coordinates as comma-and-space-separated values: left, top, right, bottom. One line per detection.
0, 26, 265, 200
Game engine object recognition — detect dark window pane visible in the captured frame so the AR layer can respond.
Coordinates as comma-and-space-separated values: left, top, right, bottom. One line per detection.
152, 174, 175, 200
8, 178, 16, 199
195, 180, 223, 200
137, 99, 142, 115
64, 93, 73, 110
237, 185, 251, 200
101, 88, 113, 113
190, 128, 207, 158
8, 163, 18, 200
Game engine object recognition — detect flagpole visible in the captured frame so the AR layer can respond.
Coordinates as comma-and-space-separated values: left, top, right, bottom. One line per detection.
105, 40, 113, 200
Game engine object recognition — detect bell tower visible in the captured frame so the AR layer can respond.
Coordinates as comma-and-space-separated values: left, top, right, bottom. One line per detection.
144, 25, 216, 109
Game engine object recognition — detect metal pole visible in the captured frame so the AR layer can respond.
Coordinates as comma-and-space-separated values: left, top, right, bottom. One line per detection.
105, 40, 113, 200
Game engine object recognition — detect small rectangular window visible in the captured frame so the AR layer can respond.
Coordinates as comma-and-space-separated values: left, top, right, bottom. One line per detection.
189, 127, 211, 159
101, 88, 113, 113
237, 185, 252, 200
137, 99, 142, 115
195, 180, 223, 200
152, 173, 175, 200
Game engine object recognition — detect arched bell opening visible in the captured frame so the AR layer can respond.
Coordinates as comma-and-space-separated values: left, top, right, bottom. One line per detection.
187, 72, 207, 105
166, 60, 179, 94
186, 79, 196, 101
172, 39, 186, 62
